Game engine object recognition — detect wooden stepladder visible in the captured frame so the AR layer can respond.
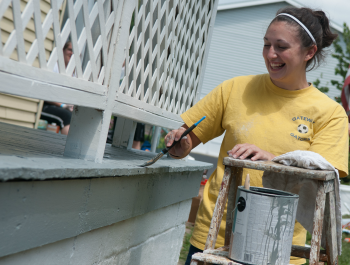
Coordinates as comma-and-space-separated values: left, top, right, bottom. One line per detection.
190, 157, 338, 265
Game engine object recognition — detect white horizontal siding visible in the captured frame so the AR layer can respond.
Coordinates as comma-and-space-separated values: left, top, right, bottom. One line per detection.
202, 2, 344, 100
199, 2, 345, 157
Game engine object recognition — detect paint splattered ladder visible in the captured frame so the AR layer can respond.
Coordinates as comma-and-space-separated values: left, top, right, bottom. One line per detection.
190, 158, 338, 265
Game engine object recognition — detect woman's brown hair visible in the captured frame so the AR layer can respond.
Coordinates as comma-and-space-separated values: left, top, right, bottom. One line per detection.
271, 7, 338, 71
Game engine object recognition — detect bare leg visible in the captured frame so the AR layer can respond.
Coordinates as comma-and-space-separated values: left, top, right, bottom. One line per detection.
61, 125, 70, 135
132, 140, 141, 149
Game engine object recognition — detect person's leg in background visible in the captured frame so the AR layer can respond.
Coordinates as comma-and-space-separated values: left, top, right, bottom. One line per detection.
40, 104, 72, 135
185, 245, 202, 265
132, 123, 145, 149
60, 125, 70, 135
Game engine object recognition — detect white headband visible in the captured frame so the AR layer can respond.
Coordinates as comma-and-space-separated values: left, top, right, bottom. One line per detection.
276, 13, 316, 45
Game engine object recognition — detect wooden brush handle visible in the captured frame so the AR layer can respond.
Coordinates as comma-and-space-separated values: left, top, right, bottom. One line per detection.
244, 174, 250, 190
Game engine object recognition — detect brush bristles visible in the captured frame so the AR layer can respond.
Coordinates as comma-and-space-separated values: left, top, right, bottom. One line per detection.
140, 152, 164, 167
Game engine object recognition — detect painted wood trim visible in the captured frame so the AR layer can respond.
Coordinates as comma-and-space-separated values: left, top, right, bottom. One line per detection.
102, 0, 121, 88
0, 57, 107, 95
0, 71, 107, 109
96, 0, 108, 84
59, 0, 67, 28
113, 99, 182, 130
116, 92, 183, 122
1, 1, 56, 57
11, 0, 26, 62
66, 0, 83, 78
32, 0, 47, 69
63, 106, 107, 161
34, 99, 43, 129
62, 0, 137, 162
127, 121, 137, 150
0, 0, 12, 20
150, 126, 161, 153
0, 0, 219, 164
81, 1, 97, 82
51, 0, 66, 74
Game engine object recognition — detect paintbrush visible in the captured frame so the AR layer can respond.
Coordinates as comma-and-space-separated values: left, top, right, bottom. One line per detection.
139, 116, 206, 167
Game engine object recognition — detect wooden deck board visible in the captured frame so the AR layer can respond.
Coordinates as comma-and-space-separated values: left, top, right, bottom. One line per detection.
0, 122, 212, 181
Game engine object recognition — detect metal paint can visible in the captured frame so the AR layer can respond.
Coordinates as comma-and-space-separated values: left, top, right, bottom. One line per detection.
228, 186, 299, 265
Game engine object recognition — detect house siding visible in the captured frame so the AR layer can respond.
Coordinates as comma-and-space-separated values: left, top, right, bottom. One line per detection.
201, 2, 344, 100
0, 0, 56, 64
0, 0, 63, 128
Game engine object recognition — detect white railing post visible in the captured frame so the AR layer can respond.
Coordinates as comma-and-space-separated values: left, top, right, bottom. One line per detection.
150, 126, 161, 153
64, 0, 136, 162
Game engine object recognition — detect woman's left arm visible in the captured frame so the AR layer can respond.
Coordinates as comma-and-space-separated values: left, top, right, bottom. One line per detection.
227, 143, 276, 161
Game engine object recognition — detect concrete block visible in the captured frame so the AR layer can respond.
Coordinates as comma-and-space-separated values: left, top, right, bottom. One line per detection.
0, 199, 192, 265
0, 172, 201, 257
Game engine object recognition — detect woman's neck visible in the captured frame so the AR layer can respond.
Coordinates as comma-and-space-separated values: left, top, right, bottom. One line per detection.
270, 75, 309, 91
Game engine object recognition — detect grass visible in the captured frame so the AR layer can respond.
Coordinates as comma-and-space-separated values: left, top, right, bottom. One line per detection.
339, 233, 350, 264
178, 224, 194, 265
303, 228, 350, 265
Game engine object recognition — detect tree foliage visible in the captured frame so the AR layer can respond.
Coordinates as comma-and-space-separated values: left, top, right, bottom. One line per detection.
312, 24, 350, 184
330, 23, 350, 101
312, 74, 329, 94
312, 23, 350, 101
333, 23, 350, 184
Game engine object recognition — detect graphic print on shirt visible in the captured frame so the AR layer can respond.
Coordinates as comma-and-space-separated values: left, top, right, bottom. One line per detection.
290, 116, 314, 141
297, 124, 309, 134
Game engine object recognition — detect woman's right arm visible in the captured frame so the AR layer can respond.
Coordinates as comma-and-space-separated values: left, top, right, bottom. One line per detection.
164, 124, 202, 159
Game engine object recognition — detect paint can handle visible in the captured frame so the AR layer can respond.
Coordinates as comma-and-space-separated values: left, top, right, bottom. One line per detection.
231, 197, 247, 220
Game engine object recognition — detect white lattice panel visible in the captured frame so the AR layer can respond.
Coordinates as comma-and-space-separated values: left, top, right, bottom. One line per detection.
0, 0, 218, 161
0, 0, 118, 96
118, 0, 217, 116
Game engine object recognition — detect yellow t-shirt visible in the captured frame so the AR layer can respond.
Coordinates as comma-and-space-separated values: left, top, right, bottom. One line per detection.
181, 74, 348, 264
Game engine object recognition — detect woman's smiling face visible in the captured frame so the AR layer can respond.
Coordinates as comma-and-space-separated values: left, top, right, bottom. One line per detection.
263, 21, 313, 90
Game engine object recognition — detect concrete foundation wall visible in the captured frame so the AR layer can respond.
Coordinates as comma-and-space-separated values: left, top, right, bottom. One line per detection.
0, 199, 191, 265
0, 169, 206, 264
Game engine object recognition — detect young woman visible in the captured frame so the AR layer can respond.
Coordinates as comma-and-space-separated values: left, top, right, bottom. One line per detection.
165, 7, 349, 265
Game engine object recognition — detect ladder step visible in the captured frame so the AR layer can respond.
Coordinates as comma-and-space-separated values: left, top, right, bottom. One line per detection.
291, 245, 327, 262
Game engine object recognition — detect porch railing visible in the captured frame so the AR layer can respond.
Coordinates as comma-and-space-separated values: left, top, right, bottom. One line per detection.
0, 0, 218, 162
